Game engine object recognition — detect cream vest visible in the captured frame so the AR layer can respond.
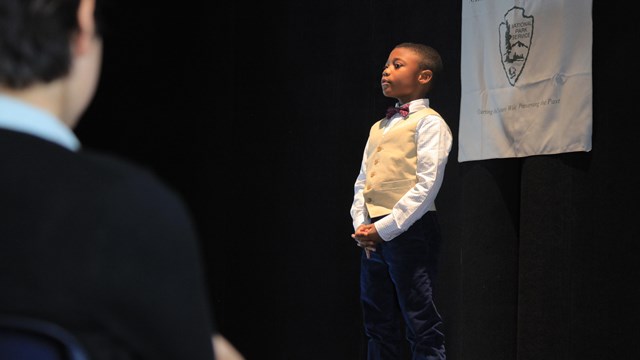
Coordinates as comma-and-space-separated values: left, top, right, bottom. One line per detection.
363, 108, 441, 218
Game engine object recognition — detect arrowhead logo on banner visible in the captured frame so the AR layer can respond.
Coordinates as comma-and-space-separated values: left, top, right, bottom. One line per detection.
499, 7, 534, 86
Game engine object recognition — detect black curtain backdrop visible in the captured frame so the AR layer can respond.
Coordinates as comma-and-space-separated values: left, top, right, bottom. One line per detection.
75, 1, 639, 359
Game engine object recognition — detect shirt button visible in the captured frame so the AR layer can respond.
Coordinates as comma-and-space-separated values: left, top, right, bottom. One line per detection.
376, 146, 382, 152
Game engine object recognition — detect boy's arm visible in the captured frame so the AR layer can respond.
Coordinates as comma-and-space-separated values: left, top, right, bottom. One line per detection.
350, 140, 371, 230
351, 140, 378, 257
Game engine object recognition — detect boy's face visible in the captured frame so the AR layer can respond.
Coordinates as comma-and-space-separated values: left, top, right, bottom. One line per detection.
381, 47, 427, 104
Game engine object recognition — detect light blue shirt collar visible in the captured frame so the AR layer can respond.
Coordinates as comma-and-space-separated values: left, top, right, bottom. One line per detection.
0, 94, 80, 151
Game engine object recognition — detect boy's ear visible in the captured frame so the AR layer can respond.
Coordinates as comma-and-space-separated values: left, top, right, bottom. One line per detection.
418, 69, 433, 85
73, 0, 96, 56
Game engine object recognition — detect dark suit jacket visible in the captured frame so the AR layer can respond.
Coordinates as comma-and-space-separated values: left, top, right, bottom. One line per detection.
0, 129, 216, 360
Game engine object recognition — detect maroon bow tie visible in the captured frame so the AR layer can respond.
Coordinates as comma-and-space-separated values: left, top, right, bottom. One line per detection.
385, 104, 410, 119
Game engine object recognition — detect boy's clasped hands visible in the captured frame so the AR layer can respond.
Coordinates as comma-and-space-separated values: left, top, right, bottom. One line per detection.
351, 223, 382, 259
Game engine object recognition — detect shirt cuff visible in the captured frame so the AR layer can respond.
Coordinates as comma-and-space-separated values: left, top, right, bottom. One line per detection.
373, 215, 400, 241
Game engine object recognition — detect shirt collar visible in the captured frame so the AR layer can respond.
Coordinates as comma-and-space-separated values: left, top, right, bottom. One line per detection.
396, 98, 430, 115
0, 94, 80, 151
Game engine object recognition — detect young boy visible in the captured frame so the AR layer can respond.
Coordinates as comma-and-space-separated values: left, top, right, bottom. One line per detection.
350, 42, 452, 359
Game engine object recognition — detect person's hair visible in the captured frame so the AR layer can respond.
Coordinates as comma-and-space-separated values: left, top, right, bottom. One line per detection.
394, 42, 443, 91
0, 0, 103, 89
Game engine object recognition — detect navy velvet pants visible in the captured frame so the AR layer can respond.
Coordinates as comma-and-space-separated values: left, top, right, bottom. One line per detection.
360, 212, 446, 360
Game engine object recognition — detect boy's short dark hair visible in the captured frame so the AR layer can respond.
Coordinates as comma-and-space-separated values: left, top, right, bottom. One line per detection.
395, 42, 443, 90
0, 0, 103, 89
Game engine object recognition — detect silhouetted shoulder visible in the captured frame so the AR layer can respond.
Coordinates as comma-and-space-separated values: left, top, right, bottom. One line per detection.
0, 132, 214, 359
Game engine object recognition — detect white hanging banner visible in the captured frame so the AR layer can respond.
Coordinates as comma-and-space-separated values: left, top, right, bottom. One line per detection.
458, 0, 593, 162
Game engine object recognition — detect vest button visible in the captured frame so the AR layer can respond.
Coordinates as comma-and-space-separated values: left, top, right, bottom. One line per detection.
376, 146, 382, 152
366, 197, 372, 203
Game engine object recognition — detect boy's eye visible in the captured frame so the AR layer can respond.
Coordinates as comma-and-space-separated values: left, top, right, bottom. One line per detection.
394, 62, 402, 69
